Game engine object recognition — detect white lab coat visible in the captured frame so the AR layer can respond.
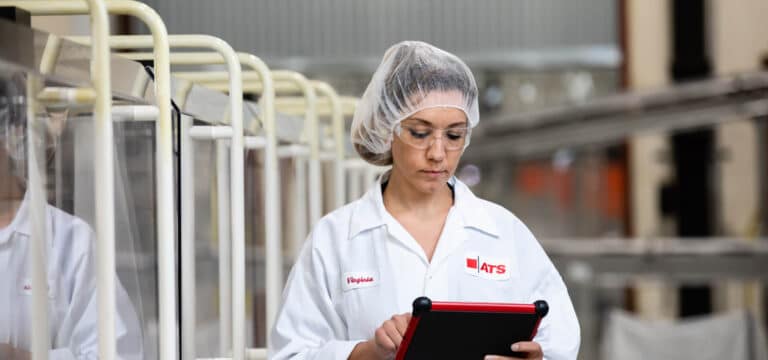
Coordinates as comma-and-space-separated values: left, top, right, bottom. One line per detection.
0, 198, 143, 359
270, 176, 580, 359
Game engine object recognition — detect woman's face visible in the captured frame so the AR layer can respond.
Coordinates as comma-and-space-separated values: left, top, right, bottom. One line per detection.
390, 105, 468, 195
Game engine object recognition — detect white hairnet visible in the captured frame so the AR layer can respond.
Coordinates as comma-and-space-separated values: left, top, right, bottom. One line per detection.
351, 41, 479, 166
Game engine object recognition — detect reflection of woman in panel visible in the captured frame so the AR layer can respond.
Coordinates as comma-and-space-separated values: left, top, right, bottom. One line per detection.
0, 76, 142, 359
270, 41, 580, 360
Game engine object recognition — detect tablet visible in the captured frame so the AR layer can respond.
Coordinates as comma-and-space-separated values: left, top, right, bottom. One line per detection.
395, 296, 548, 360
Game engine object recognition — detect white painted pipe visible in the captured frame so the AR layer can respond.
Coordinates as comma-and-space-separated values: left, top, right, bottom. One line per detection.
318, 151, 335, 161
236, 54, 280, 344
87, 3, 117, 358
277, 144, 310, 158
270, 71, 320, 229
293, 157, 308, 261
189, 125, 234, 140
244, 136, 266, 149
27, 75, 50, 360
180, 115, 197, 360
84, 35, 246, 359
245, 348, 267, 360
128, 53, 282, 353
216, 142, 232, 356
39, 34, 62, 74
36, 87, 96, 105
310, 81, 345, 211
2, 2, 117, 360
152, 66, 318, 346
2, 4, 178, 357
111, 104, 159, 122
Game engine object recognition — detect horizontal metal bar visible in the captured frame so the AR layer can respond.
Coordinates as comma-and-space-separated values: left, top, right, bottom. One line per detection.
112, 105, 159, 122
466, 72, 768, 161
189, 125, 233, 140
244, 136, 266, 149
277, 144, 310, 158
245, 348, 267, 360
36, 87, 96, 105
319, 151, 335, 161
544, 238, 768, 282
540, 237, 768, 256
466, 97, 768, 161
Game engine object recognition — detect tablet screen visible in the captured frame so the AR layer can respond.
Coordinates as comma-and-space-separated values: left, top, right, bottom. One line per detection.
395, 297, 547, 360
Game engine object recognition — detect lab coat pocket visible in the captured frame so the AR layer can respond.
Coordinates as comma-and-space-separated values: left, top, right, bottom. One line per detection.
459, 273, 527, 303
17, 276, 57, 299
340, 270, 388, 339
13, 274, 63, 349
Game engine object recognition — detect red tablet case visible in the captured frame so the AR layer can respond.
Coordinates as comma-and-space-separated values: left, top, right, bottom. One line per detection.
395, 297, 548, 360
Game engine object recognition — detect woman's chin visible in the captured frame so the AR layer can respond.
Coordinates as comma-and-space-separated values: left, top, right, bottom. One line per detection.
413, 178, 448, 194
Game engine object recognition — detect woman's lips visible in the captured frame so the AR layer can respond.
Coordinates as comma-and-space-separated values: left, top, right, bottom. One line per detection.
421, 170, 446, 178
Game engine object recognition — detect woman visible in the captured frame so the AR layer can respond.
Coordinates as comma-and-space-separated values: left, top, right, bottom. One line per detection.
269, 41, 580, 360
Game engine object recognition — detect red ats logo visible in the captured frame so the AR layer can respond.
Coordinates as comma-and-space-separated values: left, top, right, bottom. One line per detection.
464, 253, 511, 280
466, 257, 506, 274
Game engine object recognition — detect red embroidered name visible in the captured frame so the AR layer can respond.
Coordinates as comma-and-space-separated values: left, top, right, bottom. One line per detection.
346, 276, 374, 285
342, 272, 378, 291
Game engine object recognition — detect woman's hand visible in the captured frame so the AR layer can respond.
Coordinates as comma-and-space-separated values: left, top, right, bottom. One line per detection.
349, 313, 412, 360
484, 341, 543, 360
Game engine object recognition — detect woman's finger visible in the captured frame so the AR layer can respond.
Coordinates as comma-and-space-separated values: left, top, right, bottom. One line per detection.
392, 314, 410, 335
382, 320, 403, 347
374, 326, 396, 352
512, 341, 543, 359
511, 341, 542, 355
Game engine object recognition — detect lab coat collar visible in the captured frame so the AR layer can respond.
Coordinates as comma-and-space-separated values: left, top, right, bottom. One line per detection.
348, 171, 499, 239
12, 193, 31, 237
0, 195, 28, 244
0, 194, 55, 246
451, 177, 499, 237
348, 174, 389, 238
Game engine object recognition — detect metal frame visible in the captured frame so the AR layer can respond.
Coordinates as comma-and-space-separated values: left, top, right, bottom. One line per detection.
275, 96, 385, 203
115, 50, 290, 359
170, 69, 320, 329
0, 1, 115, 359
171, 69, 323, 231
291, 82, 344, 210
72, 37, 250, 360
5, 4, 378, 360
0, 3, 178, 357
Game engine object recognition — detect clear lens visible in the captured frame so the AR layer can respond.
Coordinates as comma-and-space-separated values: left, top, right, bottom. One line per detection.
395, 123, 469, 150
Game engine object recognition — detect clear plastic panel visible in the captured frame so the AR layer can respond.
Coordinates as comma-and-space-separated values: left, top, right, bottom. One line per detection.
1, 69, 155, 359
244, 147, 266, 349
189, 134, 221, 357
191, 129, 268, 356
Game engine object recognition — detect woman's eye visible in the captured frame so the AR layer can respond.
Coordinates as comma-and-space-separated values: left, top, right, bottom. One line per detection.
446, 131, 466, 140
408, 129, 430, 139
